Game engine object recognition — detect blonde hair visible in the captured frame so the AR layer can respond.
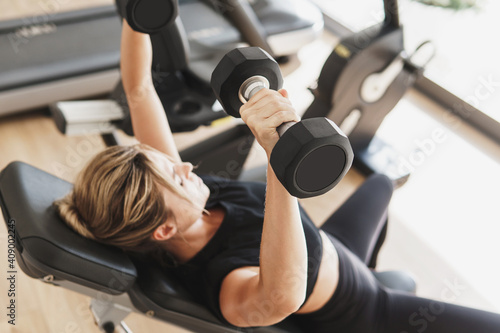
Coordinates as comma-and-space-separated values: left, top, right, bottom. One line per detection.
54, 144, 197, 259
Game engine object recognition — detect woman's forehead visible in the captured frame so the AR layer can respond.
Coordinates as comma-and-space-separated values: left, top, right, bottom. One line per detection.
145, 150, 177, 180
147, 150, 172, 165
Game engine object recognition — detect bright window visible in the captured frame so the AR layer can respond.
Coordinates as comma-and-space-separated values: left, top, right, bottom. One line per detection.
312, 0, 500, 123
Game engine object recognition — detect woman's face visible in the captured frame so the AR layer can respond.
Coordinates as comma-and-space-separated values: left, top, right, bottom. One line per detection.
147, 151, 211, 233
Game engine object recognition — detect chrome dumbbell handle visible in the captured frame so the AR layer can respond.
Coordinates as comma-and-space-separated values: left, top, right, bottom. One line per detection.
238, 75, 296, 137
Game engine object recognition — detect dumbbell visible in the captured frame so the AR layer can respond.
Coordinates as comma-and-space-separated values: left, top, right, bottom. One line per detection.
116, 0, 188, 73
211, 47, 353, 198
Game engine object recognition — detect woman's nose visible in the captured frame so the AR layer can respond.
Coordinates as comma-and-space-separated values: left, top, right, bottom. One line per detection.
181, 162, 193, 175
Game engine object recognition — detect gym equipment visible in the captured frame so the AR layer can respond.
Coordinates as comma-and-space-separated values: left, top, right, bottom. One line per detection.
114, 0, 324, 133
0, 6, 122, 116
1, 0, 322, 116
211, 47, 353, 198
51, 100, 125, 136
116, 0, 188, 74
0, 161, 417, 333
303, 0, 434, 187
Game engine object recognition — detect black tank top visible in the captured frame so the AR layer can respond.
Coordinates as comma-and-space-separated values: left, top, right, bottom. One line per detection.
171, 175, 323, 325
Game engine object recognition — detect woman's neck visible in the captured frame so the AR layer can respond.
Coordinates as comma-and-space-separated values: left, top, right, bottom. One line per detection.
162, 205, 226, 264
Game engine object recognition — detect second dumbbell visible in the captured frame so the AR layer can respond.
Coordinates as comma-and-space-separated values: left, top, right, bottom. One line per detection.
211, 47, 353, 198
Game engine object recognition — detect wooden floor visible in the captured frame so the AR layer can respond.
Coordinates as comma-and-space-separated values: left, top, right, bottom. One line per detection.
1, 1, 499, 333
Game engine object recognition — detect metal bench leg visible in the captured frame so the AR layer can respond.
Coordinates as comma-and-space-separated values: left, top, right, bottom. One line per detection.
90, 298, 133, 333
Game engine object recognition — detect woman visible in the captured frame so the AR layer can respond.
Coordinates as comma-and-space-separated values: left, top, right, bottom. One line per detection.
55, 21, 500, 332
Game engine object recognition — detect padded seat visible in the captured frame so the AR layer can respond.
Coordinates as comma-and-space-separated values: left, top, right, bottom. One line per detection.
128, 258, 302, 332
0, 161, 136, 294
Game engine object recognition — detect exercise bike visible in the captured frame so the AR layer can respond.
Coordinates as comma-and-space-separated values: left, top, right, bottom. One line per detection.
303, 0, 434, 186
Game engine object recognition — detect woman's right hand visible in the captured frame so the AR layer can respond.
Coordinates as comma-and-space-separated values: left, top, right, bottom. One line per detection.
239, 88, 300, 158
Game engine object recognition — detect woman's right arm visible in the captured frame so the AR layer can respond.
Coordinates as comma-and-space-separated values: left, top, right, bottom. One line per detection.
218, 89, 308, 327
120, 20, 182, 163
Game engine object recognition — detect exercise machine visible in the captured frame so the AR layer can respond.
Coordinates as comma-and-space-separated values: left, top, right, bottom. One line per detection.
302, 0, 434, 186
0, 6, 121, 116
0, 0, 322, 116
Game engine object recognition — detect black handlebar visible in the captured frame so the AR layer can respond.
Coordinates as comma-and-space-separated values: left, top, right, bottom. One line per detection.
384, 0, 400, 28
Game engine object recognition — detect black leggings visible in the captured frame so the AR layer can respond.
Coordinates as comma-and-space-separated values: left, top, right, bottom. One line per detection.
293, 174, 500, 333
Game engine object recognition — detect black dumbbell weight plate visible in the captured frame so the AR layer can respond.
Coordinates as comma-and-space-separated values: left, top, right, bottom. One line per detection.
211, 47, 283, 117
270, 118, 353, 198
126, 0, 177, 33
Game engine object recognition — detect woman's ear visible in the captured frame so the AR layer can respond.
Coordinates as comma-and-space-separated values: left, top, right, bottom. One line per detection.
152, 222, 177, 241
